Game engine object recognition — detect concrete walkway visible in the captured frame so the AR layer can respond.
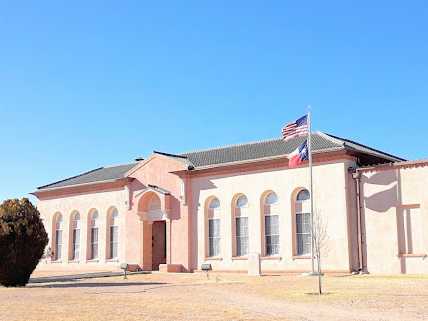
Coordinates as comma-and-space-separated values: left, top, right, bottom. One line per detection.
29, 271, 150, 283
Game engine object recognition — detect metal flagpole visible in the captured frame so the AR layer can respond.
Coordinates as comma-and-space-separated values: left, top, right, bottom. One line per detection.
307, 107, 315, 274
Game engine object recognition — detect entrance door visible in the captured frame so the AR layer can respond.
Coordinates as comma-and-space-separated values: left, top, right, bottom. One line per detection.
152, 221, 166, 270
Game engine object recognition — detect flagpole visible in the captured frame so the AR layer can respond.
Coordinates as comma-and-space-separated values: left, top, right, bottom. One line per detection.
307, 107, 315, 274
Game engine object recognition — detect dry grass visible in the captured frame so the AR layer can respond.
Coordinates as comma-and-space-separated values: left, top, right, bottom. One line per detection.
1, 271, 427, 321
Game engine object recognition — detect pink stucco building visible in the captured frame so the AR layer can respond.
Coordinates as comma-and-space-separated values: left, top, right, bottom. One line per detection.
33, 132, 428, 274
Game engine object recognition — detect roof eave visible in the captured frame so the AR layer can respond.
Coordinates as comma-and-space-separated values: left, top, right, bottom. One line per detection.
322, 132, 405, 162
357, 158, 428, 172
344, 146, 404, 163
36, 167, 104, 190
32, 177, 133, 195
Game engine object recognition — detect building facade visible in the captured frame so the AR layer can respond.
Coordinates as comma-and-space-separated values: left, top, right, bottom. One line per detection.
33, 132, 428, 274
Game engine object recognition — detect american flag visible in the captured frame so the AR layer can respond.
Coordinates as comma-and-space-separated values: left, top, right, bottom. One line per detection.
282, 114, 308, 140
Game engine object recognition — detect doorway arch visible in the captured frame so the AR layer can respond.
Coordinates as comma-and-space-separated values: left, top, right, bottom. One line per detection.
137, 191, 168, 270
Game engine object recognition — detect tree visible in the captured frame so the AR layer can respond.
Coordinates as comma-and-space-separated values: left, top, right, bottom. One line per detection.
312, 208, 328, 295
0, 198, 48, 287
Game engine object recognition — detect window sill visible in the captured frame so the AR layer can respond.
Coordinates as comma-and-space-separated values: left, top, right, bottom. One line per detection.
87, 259, 100, 263
67, 260, 80, 264
232, 256, 248, 260
205, 257, 223, 261
51, 260, 62, 263
292, 255, 311, 260
261, 256, 281, 261
398, 253, 428, 258
106, 258, 119, 263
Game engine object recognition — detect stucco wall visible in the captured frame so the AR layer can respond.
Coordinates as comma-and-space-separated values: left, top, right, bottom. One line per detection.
190, 160, 353, 272
361, 164, 428, 274
37, 155, 428, 275
37, 187, 128, 269
127, 154, 192, 271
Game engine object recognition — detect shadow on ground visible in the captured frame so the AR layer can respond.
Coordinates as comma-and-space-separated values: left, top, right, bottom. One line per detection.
304, 292, 333, 296
29, 271, 150, 284
27, 281, 167, 289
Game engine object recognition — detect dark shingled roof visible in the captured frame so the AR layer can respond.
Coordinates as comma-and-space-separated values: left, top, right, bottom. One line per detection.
37, 163, 136, 190
37, 132, 404, 191
179, 132, 404, 168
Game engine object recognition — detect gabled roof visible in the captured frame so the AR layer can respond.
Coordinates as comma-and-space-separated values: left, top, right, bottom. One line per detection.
179, 132, 404, 168
36, 132, 404, 191
37, 163, 136, 190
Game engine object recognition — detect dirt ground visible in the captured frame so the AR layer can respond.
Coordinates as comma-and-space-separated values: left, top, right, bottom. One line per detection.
1, 271, 427, 321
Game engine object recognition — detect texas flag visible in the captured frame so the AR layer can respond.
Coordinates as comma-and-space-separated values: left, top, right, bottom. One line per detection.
286, 140, 309, 168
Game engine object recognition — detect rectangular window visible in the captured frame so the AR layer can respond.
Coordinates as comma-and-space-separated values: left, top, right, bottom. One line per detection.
296, 212, 311, 255
236, 217, 249, 256
72, 229, 80, 260
110, 226, 119, 259
208, 219, 221, 257
55, 230, 62, 260
90, 227, 99, 259
265, 215, 279, 256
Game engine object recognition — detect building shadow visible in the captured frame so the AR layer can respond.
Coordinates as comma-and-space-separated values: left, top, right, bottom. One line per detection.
27, 281, 167, 289
363, 170, 398, 212
361, 169, 407, 273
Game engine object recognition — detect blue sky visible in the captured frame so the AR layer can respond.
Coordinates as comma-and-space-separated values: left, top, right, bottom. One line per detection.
1, 1, 427, 201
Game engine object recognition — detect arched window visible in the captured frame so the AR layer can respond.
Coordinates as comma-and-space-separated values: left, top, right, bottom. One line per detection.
53, 213, 63, 261
233, 195, 249, 257
297, 189, 310, 202
295, 189, 311, 256
206, 198, 221, 257
265, 192, 278, 205
70, 212, 80, 261
88, 210, 100, 260
263, 192, 280, 256
107, 208, 119, 260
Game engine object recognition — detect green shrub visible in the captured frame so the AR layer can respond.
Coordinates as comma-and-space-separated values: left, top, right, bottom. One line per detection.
0, 198, 48, 287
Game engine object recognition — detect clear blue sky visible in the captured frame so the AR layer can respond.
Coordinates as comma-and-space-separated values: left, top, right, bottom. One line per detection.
1, 1, 427, 201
